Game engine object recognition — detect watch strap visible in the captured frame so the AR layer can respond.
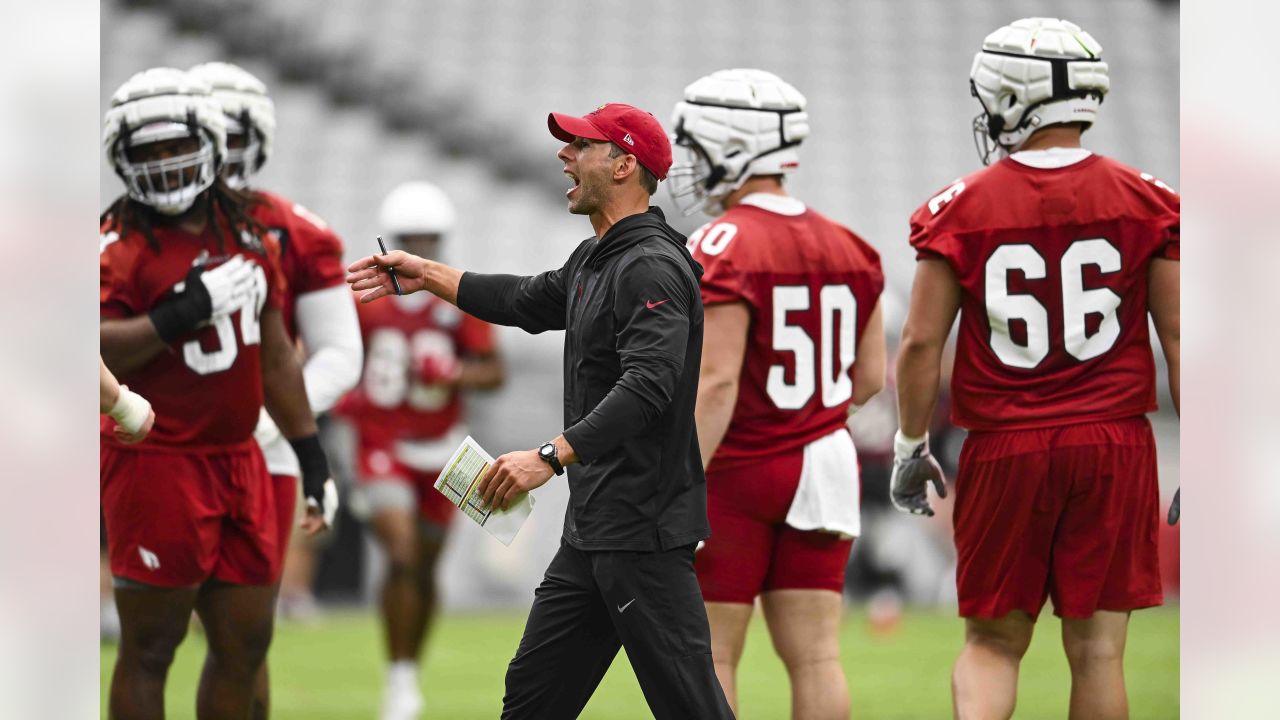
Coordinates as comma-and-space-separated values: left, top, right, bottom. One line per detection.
539, 442, 564, 476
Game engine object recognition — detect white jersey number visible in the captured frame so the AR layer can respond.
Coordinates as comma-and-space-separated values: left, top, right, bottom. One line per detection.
767, 284, 858, 410
984, 238, 1122, 368
686, 222, 738, 257
363, 328, 455, 411
182, 264, 269, 375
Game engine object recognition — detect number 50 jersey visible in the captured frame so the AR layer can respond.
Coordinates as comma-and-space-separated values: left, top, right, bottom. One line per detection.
689, 194, 884, 467
910, 153, 1180, 431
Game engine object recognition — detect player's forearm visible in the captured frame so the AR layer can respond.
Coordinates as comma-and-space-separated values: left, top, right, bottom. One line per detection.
1148, 258, 1180, 417
260, 312, 318, 439
852, 300, 887, 406
100, 317, 169, 376
458, 353, 505, 390
695, 375, 738, 469
100, 357, 121, 413
1165, 341, 1180, 416
895, 337, 944, 438
852, 374, 885, 408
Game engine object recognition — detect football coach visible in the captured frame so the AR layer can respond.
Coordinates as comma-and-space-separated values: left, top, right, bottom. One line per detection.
346, 103, 734, 719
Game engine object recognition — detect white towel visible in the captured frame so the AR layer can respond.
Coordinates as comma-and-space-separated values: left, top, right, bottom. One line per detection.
785, 428, 861, 539
395, 425, 470, 472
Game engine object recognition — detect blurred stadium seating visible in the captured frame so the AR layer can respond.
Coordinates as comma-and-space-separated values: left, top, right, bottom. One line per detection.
101, 0, 1179, 611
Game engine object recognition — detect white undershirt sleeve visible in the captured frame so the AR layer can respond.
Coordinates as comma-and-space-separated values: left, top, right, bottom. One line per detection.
294, 284, 364, 414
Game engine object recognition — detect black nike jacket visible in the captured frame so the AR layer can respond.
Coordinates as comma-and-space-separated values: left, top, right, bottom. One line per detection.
456, 206, 708, 552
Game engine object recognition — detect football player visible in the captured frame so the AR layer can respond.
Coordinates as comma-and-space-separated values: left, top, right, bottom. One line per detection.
187, 60, 363, 716
892, 18, 1180, 719
335, 180, 503, 720
100, 67, 338, 719
671, 69, 886, 718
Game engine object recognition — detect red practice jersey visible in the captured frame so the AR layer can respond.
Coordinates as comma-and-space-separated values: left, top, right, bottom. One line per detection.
909, 153, 1180, 431
248, 190, 346, 338
689, 195, 884, 466
100, 212, 284, 448
337, 294, 495, 441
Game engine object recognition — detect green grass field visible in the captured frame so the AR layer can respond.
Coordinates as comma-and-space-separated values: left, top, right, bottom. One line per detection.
101, 606, 1178, 718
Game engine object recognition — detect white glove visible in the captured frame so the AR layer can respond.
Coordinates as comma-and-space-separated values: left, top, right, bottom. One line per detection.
889, 430, 947, 517
308, 479, 340, 529
201, 255, 257, 317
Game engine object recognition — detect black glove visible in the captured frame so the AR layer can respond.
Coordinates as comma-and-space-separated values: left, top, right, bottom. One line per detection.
1167, 487, 1179, 526
289, 433, 338, 529
890, 430, 948, 517
149, 256, 254, 343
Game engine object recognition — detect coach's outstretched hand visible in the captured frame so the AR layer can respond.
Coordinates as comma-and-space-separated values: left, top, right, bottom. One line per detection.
1168, 487, 1179, 525
346, 251, 428, 303
890, 430, 948, 517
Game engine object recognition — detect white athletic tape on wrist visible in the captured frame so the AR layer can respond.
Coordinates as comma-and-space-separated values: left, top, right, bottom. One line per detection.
893, 430, 929, 460
109, 387, 152, 433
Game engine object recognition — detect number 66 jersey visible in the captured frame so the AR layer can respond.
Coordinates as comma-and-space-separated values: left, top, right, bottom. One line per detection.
100, 215, 284, 448
689, 194, 884, 465
909, 151, 1180, 431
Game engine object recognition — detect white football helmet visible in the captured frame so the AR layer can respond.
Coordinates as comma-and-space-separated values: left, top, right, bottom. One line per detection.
378, 181, 457, 246
970, 18, 1109, 165
188, 61, 276, 189
103, 67, 227, 215
668, 69, 809, 217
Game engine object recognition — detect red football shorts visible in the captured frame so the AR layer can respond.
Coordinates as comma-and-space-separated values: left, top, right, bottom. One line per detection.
953, 416, 1163, 620
695, 448, 854, 604
356, 439, 456, 527
101, 441, 280, 588
271, 473, 298, 563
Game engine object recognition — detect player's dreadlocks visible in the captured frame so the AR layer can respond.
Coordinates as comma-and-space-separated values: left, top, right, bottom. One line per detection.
101, 179, 266, 256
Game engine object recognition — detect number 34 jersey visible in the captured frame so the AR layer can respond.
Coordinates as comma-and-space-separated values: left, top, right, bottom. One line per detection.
337, 293, 495, 441
100, 214, 284, 448
910, 152, 1180, 431
689, 194, 884, 466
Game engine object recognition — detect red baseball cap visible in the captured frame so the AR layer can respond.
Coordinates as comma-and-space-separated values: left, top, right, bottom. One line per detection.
548, 103, 673, 180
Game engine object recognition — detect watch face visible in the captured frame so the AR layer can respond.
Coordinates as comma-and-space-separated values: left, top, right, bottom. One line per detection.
540, 444, 555, 459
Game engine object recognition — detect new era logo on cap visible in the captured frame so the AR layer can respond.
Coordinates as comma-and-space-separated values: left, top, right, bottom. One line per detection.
548, 103, 672, 179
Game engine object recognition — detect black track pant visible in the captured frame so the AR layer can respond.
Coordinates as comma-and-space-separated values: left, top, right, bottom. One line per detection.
501, 542, 735, 719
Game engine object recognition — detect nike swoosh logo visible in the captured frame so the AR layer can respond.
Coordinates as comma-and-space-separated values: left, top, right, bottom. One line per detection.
617, 598, 637, 613
645, 299, 669, 309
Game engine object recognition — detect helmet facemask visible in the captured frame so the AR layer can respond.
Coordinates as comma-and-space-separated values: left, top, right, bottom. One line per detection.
221, 112, 263, 190
115, 121, 218, 215
667, 124, 724, 217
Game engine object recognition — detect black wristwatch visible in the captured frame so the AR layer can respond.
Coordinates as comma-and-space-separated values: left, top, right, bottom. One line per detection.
538, 442, 564, 476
